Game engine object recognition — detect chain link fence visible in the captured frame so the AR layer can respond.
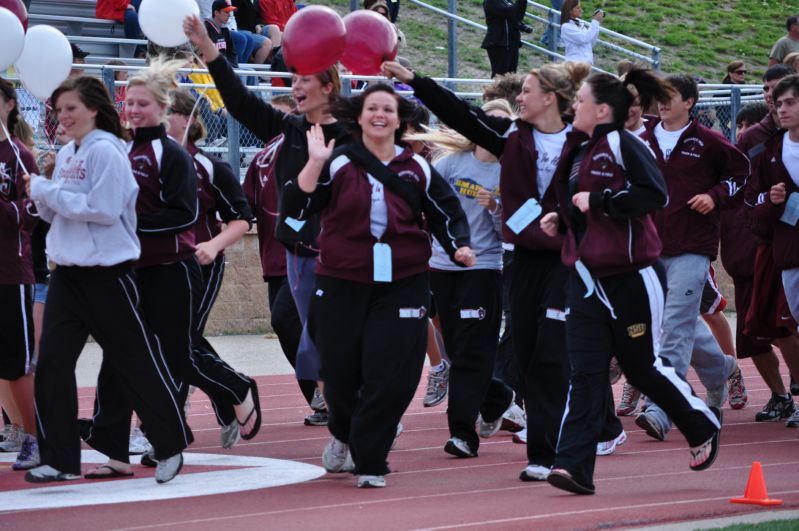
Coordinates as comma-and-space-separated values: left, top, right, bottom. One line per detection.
13, 67, 766, 179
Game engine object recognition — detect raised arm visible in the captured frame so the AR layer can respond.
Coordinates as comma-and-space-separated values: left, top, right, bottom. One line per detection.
382, 62, 512, 158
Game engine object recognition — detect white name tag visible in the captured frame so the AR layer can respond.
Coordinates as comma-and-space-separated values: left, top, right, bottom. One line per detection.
575, 259, 595, 298
459, 308, 486, 320
505, 198, 543, 235
285, 217, 306, 232
399, 307, 425, 318
780, 192, 799, 226
545, 308, 567, 321
373, 242, 392, 282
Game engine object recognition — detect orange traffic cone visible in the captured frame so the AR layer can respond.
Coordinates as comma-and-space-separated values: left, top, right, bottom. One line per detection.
730, 461, 783, 506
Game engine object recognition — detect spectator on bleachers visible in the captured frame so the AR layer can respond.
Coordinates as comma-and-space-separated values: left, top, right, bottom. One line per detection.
365, 0, 406, 50
768, 15, 799, 67
69, 43, 89, 77
105, 60, 129, 121
782, 51, 799, 73
96, 0, 143, 41
721, 61, 747, 85
228, 0, 275, 64
205, 1, 240, 66
258, 0, 297, 32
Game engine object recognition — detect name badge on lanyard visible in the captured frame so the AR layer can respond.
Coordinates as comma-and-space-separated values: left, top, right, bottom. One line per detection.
373, 242, 392, 282
505, 198, 542, 234
575, 259, 595, 298
780, 192, 799, 226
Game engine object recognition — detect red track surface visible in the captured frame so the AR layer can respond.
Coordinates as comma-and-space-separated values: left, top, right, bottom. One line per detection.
1, 358, 798, 530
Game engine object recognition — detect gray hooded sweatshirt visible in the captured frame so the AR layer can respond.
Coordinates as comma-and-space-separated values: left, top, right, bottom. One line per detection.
31, 129, 140, 267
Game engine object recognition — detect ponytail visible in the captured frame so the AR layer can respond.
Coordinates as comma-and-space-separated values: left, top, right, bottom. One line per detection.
587, 67, 669, 128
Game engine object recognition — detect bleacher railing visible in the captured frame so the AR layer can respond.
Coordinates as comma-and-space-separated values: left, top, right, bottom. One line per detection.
12, 63, 763, 179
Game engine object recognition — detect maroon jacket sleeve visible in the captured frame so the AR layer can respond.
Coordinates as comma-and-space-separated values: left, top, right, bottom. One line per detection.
705, 133, 750, 210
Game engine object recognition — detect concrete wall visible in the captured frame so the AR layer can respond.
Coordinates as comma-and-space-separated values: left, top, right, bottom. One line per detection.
204, 231, 271, 335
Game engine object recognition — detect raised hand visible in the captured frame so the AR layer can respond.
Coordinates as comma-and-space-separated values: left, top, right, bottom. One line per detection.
381, 61, 415, 83
306, 123, 336, 162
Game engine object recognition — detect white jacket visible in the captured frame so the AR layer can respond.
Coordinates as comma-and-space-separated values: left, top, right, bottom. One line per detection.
31, 129, 141, 267
561, 19, 600, 65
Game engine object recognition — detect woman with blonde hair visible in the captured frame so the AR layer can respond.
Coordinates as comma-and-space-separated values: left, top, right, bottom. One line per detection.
80, 59, 260, 480
406, 98, 525, 458
383, 59, 591, 481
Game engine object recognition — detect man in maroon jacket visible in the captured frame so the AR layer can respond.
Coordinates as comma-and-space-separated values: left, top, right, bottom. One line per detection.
635, 75, 749, 441
737, 65, 799, 422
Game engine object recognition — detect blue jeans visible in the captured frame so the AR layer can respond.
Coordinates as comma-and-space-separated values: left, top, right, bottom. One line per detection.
287, 252, 321, 381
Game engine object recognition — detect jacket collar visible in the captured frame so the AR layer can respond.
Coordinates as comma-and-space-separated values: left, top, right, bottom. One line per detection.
133, 124, 167, 142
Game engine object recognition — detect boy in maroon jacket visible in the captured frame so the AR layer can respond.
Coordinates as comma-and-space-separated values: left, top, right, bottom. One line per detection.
636, 75, 749, 441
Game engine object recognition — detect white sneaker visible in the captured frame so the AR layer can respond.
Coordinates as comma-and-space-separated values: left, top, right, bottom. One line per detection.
310, 387, 326, 412
155, 453, 183, 483
596, 430, 627, 456
519, 464, 550, 481
476, 413, 503, 438
13, 434, 39, 470
501, 403, 527, 432
322, 437, 354, 473
128, 427, 152, 455
357, 474, 386, 488
512, 427, 527, 444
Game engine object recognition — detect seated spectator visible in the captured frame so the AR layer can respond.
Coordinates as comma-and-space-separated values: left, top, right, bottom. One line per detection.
206, 0, 240, 66
228, 1, 274, 64
258, 0, 297, 32
768, 15, 799, 67
105, 60, 129, 119
96, 0, 142, 39
722, 61, 747, 84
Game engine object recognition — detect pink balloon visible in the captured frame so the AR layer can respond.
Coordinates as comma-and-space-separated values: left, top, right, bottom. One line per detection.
282, 6, 346, 75
341, 10, 398, 76
0, 0, 26, 31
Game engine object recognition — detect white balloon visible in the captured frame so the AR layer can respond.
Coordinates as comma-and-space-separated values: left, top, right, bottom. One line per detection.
0, 8, 24, 71
15, 25, 71, 101
138, 0, 199, 48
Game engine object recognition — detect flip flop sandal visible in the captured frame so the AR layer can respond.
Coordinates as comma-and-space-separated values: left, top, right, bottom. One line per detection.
237, 378, 262, 441
690, 407, 722, 471
84, 465, 134, 479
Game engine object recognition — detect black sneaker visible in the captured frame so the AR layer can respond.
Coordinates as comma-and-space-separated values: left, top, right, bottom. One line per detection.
791, 376, 799, 397
754, 393, 795, 421
304, 410, 328, 426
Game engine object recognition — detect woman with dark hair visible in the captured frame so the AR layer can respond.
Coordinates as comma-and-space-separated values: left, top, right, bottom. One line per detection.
383, 59, 590, 483
560, 0, 603, 65
0, 78, 39, 471
283, 83, 473, 488
539, 69, 722, 495
722, 60, 747, 85
24, 76, 189, 483
185, 15, 351, 417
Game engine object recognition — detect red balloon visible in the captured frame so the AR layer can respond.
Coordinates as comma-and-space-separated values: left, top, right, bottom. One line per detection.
341, 10, 398, 76
282, 6, 345, 75
0, 0, 26, 31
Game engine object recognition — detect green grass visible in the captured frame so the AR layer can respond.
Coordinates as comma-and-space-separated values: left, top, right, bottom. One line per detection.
698, 519, 799, 530
316, 0, 795, 82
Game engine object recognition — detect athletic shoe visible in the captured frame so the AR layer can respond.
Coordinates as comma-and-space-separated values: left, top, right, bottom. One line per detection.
128, 426, 152, 455
476, 413, 502, 438
608, 357, 622, 385
500, 403, 526, 433
25, 465, 80, 483
784, 408, 799, 428
0, 424, 11, 442
12, 434, 39, 470
140, 449, 157, 468
310, 387, 326, 412
705, 382, 728, 410
754, 393, 795, 422
423, 359, 450, 408
155, 453, 183, 483
357, 474, 386, 488
304, 410, 329, 426
519, 464, 550, 481
616, 382, 642, 416
635, 410, 666, 441
444, 437, 477, 458
596, 430, 627, 456
727, 366, 749, 410
512, 427, 527, 444
547, 468, 595, 495
391, 422, 403, 450
0, 425, 23, 452
220, 421, 241, 449
791, 376, 799, 396
322, 437, 354, 473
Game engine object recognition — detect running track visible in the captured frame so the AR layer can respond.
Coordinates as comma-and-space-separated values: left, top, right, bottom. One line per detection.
1, 358, 798, 530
